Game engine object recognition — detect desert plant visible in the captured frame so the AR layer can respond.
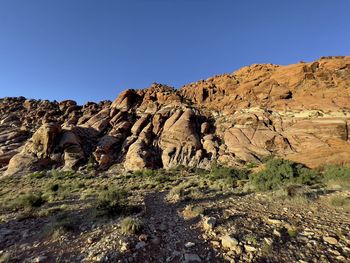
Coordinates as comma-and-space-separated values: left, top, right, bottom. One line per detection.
120, 217, 143, 234
15, 191, 45, 209
133, 169, 158, 177
322, 165, 350, 190
166, 185, 185, 203
329, 196, 350, 210
86, 155, 96, 171
28, 171, 47, 179
183, 205, 205, 219
48, 183, 59, 192
47, 213, 78, 238
95, 188, 128, 216
207, 164, 250, 189
250, 159, 318, 191
51, 169, 78, 180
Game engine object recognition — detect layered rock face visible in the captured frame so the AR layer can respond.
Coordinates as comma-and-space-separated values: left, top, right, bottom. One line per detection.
1, 56, 350, 175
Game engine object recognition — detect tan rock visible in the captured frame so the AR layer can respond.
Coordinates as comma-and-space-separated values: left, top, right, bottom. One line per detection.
221, 235, 239, 250
159, 109, 201, 168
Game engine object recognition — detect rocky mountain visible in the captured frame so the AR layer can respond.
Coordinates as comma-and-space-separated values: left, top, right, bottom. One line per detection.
1, 56, 350, 176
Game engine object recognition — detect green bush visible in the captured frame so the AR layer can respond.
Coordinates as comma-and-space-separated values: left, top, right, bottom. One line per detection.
250, 159, 318, 191
322, 165, 350, 190
208, 165, 250, 189
133, 169, 158, 177
15, 192, 46, 209
120, 217, 143, 234
51, 169, 78, 180
46, 213, 78, 238
28, 171, 47, 179
95, 188, 128, 216
329, 196, 350, 209
49, 183, 59, 192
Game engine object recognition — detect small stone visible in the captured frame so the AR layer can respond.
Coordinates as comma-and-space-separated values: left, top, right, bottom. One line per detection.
264, 237, 273, 246
33, 256, 48, 263
120, 242, 129, 252
221, 235, 239, 250
185, 242, 196, 248
336, 256, 346, 261
0, 228, 13, 237
150, 236, 161, 245
273, 229, 281, 237
159, 224, 167, 231
87, 237, 94, 244
135, 241, 146, 250
0, 252, 10, 262
211, 241, 220, 247
184, 253, 201, 263
328, 249, 340, 256
323, 236, 338, 245
267, 218, 283, 225
301, 231, 315, 237
93, 253, 105, 262
21, 230, 29, 239
234, 245, 243, 255
244, 245, 256, 252
203, 217, 217, 232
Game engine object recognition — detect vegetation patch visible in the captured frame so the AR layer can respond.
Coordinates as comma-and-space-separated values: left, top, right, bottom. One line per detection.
250, 159, 318, 191
120, 216, 143, 234
322, 165, 350, 190
14, 191, 46, 209
182, 205, 205, 219
95, 188, 129, 216
45, 212, 79, 239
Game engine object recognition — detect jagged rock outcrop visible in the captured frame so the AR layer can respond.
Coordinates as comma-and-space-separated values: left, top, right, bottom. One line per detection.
1, 56, 350, 175
5, 123, 61, 175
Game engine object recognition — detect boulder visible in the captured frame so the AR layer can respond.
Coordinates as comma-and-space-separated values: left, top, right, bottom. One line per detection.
159, 109, 201, 168
5, 123, 61, 175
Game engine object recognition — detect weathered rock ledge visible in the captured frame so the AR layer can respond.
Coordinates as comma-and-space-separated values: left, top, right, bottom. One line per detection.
1, 56, 350, 175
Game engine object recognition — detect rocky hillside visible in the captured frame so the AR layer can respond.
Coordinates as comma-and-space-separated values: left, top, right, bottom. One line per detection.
1, 56, 350, 176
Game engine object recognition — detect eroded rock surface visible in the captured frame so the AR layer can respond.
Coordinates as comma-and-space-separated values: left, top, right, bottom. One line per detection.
1, 57, 350, 174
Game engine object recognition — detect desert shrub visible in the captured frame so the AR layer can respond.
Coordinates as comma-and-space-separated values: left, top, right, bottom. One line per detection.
166, 179, 203, 202
166, 185, 186, 203
153, 174, 172, 184
38, 205, 66, 217
51, 169, 78, 180
182, 205, 205, 219
47, 213, 78, 238
322, 165, 350, 190
86, 155, 96, 171
28, 171, 47, 179
133, 169, 158, 177
168, 165, 187, 173
48, 183, 59, 192
95, 188, 128, 216
260, 155, 276, 163
287, 227, 298, 238
250, 159, 318, 191
329, 196, 350, 209
207, 165, 250, 189
133, 169, 177, 190
120, 217, 143, 234
15, 191, 45, 209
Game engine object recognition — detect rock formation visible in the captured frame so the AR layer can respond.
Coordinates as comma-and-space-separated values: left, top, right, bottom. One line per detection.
1, 56, 350, 175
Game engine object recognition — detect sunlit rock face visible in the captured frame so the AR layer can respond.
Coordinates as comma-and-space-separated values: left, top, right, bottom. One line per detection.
1, 56, 350, 174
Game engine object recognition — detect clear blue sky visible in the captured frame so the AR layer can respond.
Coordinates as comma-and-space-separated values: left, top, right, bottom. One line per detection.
0, 0, 349, 104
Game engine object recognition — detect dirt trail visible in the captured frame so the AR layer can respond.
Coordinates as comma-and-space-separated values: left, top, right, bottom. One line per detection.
131, 192, 223, 263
